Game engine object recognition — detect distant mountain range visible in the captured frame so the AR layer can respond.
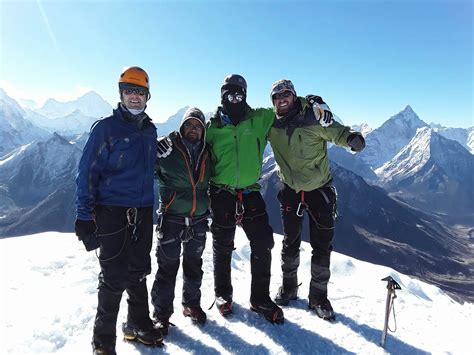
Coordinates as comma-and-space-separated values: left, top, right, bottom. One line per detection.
0, 88, 472, 301
35, 91, 112, 119
0, 89, 50, 155
259, 157, 473, 302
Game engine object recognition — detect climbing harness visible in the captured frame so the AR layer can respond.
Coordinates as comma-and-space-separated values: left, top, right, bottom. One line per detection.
95, 207, 140, 262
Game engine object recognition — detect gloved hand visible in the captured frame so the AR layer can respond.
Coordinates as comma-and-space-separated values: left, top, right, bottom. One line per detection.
75, 219, 99, 251
157, 136, 172, 158
306, 95, 333, 127
347, 133, 366, 152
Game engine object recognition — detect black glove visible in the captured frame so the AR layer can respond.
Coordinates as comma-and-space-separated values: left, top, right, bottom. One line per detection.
157, 136, 172, 158
306, 95, 334, 127
75, 219, 99, 251
347, 133, 366, 152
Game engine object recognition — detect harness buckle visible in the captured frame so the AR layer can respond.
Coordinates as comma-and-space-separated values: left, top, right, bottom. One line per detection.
180, 217, 194, 243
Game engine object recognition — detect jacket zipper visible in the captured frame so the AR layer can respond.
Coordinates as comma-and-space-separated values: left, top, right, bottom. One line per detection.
234, 126, 239, 186
175, 143, 197, 216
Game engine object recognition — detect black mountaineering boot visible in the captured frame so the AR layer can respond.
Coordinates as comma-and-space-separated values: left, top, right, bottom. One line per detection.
153, 317, 174, 337
122, 322, 163, 346
274, 286, 298, 306
250, 298, 284, 324
92, 342, 116, 355
215, 296, 233, 317
183, 306, 207, 325
309, 298, 336, 321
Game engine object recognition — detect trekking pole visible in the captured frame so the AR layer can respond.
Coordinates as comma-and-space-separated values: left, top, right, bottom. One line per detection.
380, 276, 401, 348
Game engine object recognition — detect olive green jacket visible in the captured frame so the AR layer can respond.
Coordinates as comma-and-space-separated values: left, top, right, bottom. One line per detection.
268, 97, 352, 192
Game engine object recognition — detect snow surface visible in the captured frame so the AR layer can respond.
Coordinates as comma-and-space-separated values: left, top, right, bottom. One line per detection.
1, 230, 472, 354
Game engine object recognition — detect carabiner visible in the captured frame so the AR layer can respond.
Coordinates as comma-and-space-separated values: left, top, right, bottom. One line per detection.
296, 202, 306, 217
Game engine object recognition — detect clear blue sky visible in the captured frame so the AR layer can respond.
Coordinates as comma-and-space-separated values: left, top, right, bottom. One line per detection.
1, 0, 472, 128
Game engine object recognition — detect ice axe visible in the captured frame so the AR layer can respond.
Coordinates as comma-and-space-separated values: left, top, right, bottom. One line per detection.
380, 276, 401, 348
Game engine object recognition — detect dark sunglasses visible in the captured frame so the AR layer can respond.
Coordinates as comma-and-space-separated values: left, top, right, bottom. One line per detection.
123, 88, 147, 96
227, 93, 244, 103
272, 91, 293, 100
183, 122, 203, 131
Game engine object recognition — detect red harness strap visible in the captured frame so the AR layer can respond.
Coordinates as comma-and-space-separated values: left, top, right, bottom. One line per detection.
296, 191, 307, 217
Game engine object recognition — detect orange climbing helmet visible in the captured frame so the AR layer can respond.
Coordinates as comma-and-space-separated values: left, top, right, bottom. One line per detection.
118, 66, 150, 90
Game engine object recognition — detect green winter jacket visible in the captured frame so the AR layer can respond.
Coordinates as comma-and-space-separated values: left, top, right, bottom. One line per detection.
155, 131, 211, 217
206, 106, 274, 190
268, 97, 352, 192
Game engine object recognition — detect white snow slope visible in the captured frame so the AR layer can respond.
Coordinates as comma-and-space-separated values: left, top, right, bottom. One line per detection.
1, 230, 472, 354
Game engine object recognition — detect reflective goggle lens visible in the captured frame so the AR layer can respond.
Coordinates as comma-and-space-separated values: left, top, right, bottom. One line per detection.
227, 93, 244, 103
123, 88, 147, 96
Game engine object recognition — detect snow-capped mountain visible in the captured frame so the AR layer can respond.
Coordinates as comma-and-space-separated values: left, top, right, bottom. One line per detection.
0, 231, 471, 354
430, 123, 474, 154
0, 132, 81, 206
359, 105, 427, 168
0, 89, 49, 155
25, 109, 99, 134
0, 133, 82, 236
260, 155, 473, 302
35, 91, 112, 119
375, 127, 474, 219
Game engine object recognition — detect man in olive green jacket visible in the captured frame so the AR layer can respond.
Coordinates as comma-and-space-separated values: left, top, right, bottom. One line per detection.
268, 79, 365, 321
206, 74, 284, 324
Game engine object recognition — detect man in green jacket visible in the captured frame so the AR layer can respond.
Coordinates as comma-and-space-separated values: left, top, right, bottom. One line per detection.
206, 74, 284, 324
268, 79, 365, 321
151, 107, 212, 335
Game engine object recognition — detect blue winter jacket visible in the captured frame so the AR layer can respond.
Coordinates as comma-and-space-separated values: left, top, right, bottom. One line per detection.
76, 105, 157, 220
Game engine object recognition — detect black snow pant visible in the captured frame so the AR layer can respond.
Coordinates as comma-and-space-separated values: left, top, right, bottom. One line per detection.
151, 214, 208, 320
277, 183, 337, 302
92, 205, 153, 348
210, 185, 274, 304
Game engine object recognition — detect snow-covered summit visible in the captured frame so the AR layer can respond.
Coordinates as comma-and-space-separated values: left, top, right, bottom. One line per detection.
36, 90, 112, 119
359, 105, 427, 168
0, 230, 471, 354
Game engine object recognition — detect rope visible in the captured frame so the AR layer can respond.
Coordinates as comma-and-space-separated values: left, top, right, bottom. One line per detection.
95, 207, 140, 262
